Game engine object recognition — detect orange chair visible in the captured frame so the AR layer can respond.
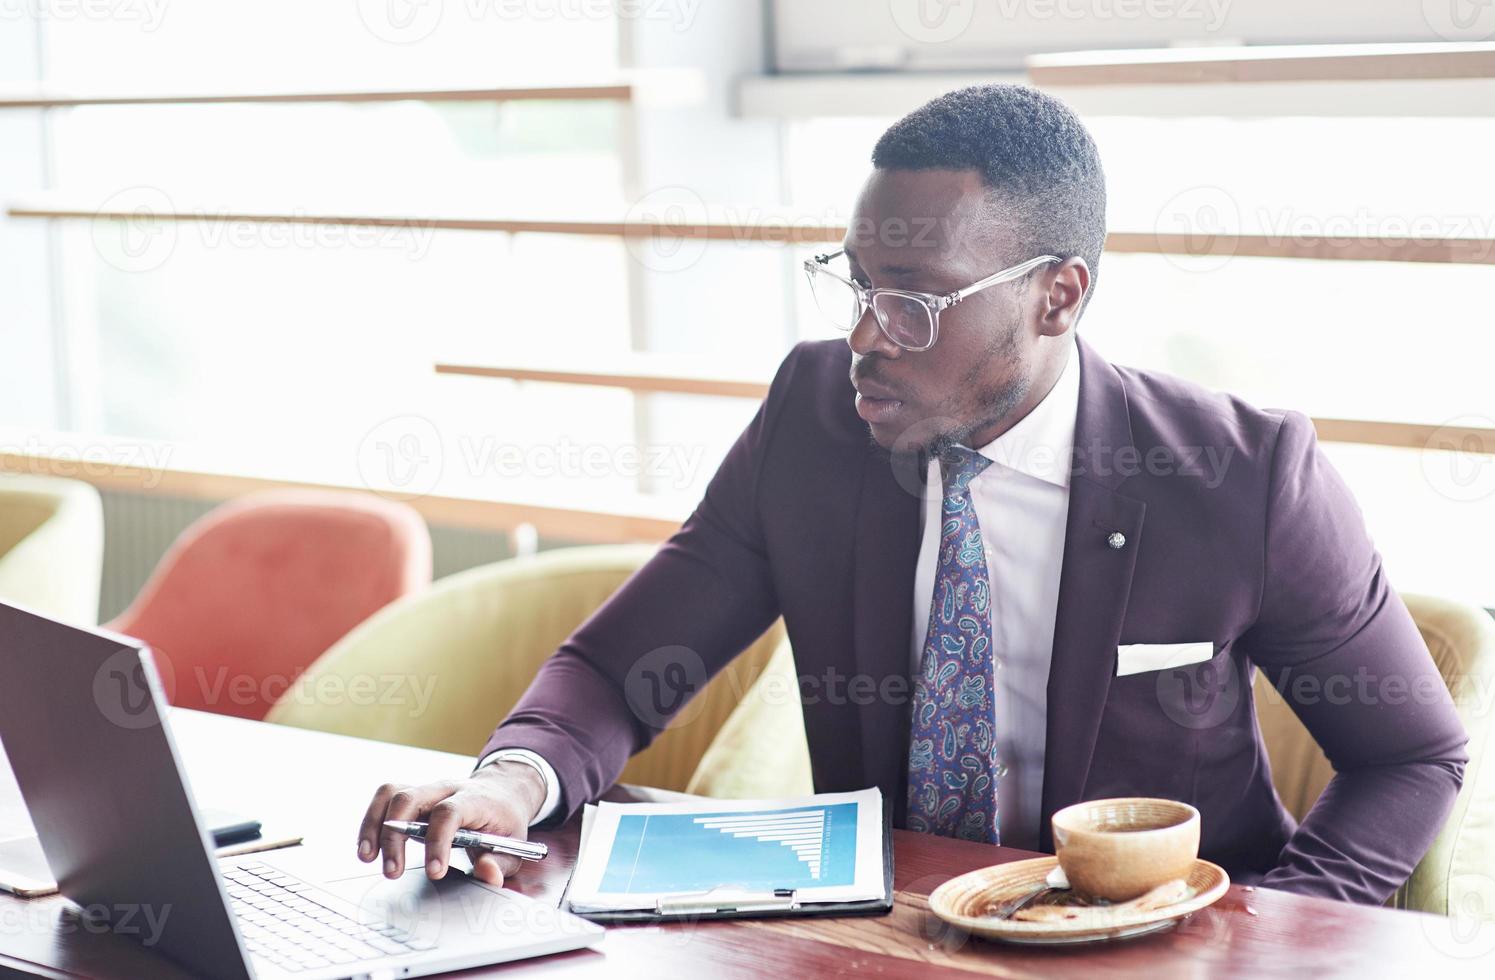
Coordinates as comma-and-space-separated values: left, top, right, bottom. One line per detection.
108, 489, 432, 720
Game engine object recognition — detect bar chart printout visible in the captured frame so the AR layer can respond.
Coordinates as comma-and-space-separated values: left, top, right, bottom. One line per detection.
598, 803, 858, 893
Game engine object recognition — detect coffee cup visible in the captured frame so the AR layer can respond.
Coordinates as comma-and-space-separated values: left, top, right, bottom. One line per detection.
1050, 797, 1199, 902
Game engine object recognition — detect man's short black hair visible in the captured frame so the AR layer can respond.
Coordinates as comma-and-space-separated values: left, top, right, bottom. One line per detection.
872, 83, 1107, 308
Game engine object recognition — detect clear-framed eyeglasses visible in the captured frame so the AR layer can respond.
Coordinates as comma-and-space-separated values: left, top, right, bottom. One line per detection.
803, 250, 1060, 352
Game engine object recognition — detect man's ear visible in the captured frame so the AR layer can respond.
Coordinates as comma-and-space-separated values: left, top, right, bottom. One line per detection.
1037, 257, 1090, 337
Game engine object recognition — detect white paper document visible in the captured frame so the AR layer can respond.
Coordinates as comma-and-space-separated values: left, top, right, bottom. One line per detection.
566, 787, 887, 915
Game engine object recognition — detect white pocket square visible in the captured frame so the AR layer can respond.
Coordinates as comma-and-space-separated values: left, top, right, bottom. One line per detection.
1115, 641, 1215, 677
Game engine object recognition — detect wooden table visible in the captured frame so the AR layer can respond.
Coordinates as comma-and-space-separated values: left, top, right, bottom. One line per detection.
0, 711, 1489, 978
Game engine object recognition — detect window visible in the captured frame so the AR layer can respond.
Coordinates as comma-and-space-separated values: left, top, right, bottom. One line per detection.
4, 3, 1491, 608
785, 112, 1495, 606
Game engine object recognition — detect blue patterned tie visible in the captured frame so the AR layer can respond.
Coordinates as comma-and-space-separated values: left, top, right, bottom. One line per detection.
906, 446, 1000, 844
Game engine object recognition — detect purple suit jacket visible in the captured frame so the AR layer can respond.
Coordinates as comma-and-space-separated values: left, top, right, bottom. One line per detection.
484, 337, 1468, 904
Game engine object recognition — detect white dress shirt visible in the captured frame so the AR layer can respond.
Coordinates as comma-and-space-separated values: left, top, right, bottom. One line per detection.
474, 748, 561, 826
489, 340, 1081, 836
910, 339, 1079, 851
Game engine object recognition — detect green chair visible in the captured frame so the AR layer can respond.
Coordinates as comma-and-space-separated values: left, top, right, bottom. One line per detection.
1254, 593, 1495, 919
267, 545, 790, 795
0, 473, 104, 625
686, 635, 813, 798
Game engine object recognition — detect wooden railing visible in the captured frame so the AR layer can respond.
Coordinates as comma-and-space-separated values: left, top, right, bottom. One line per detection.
9, 201, 1495, 265
0, 82, 633, 109
4, 199, 848, 244
5, 409, 1488, 564
0, 72, 706, 109
436, 360, 1495, 456
1311, 418, 1495, 455
740, 43, 1495, 118
436, 355, 775, 399
0, 448, 686, 543
1027, 42, 1495, 87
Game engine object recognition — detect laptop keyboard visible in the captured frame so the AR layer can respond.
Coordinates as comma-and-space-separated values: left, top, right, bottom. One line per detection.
223, 861, 435, 974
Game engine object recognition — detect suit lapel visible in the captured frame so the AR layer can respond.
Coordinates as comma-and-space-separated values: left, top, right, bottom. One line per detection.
1038, 339, 1147, 851
849, 443, 923, 823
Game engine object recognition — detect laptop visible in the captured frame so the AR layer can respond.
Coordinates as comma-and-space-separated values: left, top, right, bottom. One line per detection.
0, 600, 604, 979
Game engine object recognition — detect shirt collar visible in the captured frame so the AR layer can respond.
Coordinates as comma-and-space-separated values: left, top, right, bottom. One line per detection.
972, 336, 1081, 489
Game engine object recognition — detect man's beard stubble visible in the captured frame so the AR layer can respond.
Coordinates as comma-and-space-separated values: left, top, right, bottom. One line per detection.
887, 328, 1031, 462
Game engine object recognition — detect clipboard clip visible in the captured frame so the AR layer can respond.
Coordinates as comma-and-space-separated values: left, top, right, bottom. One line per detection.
655, 886, 799, 916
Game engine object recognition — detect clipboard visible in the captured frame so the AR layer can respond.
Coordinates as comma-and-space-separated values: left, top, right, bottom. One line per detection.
561, 793, 894, 923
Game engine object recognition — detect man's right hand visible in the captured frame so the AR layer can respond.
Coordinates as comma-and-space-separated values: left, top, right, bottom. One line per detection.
357, 761, 548, 886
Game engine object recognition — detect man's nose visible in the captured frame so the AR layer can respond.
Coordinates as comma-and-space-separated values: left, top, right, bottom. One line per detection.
847, 305, 904, 359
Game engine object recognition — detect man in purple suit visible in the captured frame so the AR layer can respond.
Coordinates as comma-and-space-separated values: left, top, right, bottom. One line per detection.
357, 85, 1467, 905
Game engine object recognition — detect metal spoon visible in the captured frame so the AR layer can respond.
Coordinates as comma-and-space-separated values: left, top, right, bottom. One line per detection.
990, 864, 1071, 920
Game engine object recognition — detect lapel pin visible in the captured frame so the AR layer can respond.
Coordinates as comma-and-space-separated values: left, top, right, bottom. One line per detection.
1107, 531, 1127, 550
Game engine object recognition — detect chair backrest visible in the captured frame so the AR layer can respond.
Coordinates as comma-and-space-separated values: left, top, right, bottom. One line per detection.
1254, 593, 1495, 916
0, 473, 104, 625
108, 489, 431, 720
687, 636, 814, 799
266, 545, 787, 794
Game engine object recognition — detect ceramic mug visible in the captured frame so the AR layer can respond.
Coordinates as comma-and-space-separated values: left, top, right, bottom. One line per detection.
1050, 797, 1200, 902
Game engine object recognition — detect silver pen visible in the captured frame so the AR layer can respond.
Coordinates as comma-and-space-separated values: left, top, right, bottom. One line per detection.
383, 820, 548, 862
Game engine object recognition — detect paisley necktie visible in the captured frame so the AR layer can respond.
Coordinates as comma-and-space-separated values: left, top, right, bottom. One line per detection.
906, 446, 1000, 844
